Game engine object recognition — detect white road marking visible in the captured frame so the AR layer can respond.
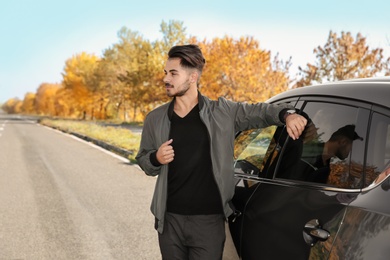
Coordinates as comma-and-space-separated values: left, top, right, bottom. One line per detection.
0, 120, 5, 138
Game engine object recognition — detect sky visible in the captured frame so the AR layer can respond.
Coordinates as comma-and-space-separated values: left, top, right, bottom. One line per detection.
1, 0, 389, 103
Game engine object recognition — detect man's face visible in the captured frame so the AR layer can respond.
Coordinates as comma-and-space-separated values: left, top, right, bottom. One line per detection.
336, 138, 353, 160
163, 58, 192, 97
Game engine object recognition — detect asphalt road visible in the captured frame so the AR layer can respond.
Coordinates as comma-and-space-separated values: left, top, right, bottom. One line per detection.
0, 113, 238, 260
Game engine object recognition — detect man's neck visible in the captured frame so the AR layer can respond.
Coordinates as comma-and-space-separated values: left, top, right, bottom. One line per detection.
174, 87, 199, 118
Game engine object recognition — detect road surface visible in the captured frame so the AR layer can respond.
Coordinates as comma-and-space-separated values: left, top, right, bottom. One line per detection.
0, 113, 238, 260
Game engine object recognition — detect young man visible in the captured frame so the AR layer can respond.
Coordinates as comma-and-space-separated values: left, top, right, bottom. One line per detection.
136, 44, 307, 259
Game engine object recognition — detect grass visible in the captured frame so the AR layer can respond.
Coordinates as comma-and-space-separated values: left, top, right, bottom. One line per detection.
39, 118, 141, 162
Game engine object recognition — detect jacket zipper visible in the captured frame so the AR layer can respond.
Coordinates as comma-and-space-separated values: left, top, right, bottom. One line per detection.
199, 110, 227, 219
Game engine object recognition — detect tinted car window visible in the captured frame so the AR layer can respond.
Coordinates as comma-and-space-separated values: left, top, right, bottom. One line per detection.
275, 101, 368, 189
365, 111, 390, 186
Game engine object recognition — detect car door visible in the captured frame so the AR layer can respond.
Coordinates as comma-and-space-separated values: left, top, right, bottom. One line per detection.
323, 105, 390, 259
229, 97, 370, 259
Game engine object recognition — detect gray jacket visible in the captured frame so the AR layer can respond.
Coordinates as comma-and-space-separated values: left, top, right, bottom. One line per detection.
136, 93, 290, 233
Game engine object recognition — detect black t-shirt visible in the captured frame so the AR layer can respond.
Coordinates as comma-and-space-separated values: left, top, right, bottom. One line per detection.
167, 104, 223, 215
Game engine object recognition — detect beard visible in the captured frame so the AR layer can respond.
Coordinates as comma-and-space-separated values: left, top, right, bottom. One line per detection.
335, 149, 349, 160
166, 79, 191, 97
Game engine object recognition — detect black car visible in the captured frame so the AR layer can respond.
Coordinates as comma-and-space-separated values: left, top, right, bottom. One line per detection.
229, 77, 390, 259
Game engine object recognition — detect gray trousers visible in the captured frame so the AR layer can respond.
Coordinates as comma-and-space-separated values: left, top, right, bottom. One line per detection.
158, 213, 226, 260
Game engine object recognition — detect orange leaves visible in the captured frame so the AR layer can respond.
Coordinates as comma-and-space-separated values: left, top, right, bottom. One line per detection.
1, 31, 291, 119
21, 92, 36, 114
62, 52, 99, 89
2, 98, 22, 114
62, 52, 100, 119
5, 21, 390, 122
198, 36, 290, 102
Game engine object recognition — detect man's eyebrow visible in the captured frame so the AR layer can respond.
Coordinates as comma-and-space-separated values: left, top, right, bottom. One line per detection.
164, 69, 179, 73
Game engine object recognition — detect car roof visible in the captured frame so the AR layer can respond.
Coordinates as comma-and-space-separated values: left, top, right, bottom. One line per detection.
340, 76, 390, 83
267, 77, 390, 109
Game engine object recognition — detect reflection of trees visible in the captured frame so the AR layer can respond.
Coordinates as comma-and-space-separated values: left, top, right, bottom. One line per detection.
328, 161, 378, 188
244, 155, 265, 170
310, 210, 346, 260
234, 129, 258, 159
234, 126, 276, 159
329, 208, 390, 259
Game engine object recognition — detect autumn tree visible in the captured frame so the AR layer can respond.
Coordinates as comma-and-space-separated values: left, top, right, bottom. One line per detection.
62, 52, 99, 118
92, 45, 124, 120
158, 20, 188, 54
35, 83, 61, 116
140, 20, 190, 117
103, 20, 189, 121
53, 87, 75, 117
95, 28, 145, 121
21, 92, 36, 114
2, 98, 23, 114
198, 36, 291, 102
296, 31, 389, 87
114, 27, 156, 121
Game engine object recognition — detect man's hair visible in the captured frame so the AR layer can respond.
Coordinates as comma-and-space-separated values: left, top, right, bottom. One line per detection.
168, 44, 206, 75
329, 124, 363, 141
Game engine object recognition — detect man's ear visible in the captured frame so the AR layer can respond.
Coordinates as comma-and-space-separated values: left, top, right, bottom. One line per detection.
339, 137, 349, 145
190, 71, 198, 84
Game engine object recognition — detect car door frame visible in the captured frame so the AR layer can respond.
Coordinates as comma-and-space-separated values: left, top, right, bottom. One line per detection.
230, 95, 372, 259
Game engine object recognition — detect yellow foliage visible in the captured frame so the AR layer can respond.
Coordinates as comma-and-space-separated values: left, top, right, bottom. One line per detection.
62, 52, 99, 118
35, 83, 61, 116
8, 22, 389, 123
21, 92, 36, 114
197, 36, 291, 102
2, 98, 22, 114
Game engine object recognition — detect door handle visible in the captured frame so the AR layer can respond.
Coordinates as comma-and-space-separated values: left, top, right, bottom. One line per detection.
303, 219, 330, 246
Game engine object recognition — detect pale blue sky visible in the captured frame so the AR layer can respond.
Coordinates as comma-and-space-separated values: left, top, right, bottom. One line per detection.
1, 0, 389, 102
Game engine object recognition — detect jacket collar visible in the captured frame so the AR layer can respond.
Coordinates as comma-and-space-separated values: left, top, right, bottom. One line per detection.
167, 91, 204, 120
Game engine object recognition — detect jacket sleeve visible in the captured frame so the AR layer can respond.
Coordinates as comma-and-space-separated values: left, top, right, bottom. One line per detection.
135, 114, 162, 176
219, 98, 293, 132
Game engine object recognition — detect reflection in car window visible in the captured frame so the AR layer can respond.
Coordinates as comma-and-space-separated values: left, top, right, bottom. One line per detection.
365, 111, 390, 186
234, 126, 277, 176
276, 102, 367, 189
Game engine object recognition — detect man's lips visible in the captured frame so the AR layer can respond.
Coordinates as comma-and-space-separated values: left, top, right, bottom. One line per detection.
165, 84, 173, 89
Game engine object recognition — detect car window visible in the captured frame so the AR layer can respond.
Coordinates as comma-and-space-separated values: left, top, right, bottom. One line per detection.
365, 111, 390, 186
275, 101, 368, 189
234, 126, 278, 178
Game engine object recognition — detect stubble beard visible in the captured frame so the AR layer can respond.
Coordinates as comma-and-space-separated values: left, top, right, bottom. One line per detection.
166, 79, 191, 97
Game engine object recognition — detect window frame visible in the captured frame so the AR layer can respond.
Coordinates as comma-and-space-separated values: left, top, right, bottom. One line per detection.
275, 97, 369, 189
363, 105, 390, 189
234, 96, 373, 193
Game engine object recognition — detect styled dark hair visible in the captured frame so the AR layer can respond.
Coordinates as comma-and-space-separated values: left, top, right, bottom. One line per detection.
168, 44, 206, 74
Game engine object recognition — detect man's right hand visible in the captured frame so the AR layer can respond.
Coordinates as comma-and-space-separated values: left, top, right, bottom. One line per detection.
156, 139, 174, 165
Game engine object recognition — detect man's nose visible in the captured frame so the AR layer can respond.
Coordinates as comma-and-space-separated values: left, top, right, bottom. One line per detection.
163, 73, 171, 82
